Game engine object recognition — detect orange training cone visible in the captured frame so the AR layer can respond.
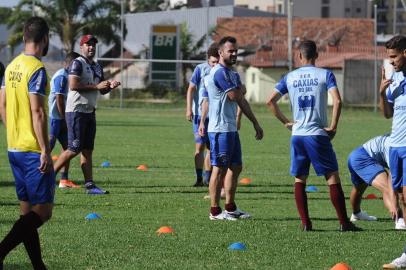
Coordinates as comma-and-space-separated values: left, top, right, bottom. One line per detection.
52, 155, 59, 161
156, 226, 174, 235
365, 193, 378, 200
330, 262, 352, 270
239, 178, 252, 185
137, 164, 148, 171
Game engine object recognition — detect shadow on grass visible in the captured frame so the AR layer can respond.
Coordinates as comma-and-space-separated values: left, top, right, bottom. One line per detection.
4, 263, 32, 269
0, 181, 15, 187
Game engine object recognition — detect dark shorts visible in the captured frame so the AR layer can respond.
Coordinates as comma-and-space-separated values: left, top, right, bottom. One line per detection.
290, 135, 338, 177
49, 118, 68, 150
8, 152, 55, 205
208, 132, 242, 167
66, 111, 96, 153
389, 146, 406, 190
348, 147, 386, 186
193, 115, 209, 146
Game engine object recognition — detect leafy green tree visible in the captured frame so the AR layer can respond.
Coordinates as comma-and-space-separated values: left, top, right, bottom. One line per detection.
128, 0, 168, 12
7, 0, 124, 53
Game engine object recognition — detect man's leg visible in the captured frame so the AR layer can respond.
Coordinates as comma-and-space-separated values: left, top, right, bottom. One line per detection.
193, 142, 205, 186
209, 166, 227, 218
53, 149, 77, 174
203, 149, 212, 185
223, 165, 242, 211
371, 173, 398, 219
349, 183, 368, 216
294, 175, 311, 230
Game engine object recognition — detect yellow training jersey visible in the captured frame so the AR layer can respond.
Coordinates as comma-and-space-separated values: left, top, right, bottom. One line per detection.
5, 54, 50, 153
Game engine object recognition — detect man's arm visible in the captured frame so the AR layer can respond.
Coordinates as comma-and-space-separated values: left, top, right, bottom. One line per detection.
29, 94, 52, 173
324, 88, 342, 140
236, 84, 246, 130
55, 94, 65, 119
379, 67, 394, 119
228, 88, 263, 140
0, 87, 6, 126
69, 75, 110, 93
198, 98, 208, 137
266, 90, 294, 130
186, 84, 196, 121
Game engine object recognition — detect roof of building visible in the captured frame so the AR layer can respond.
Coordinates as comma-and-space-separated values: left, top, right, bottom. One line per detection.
214, 17, 387, 68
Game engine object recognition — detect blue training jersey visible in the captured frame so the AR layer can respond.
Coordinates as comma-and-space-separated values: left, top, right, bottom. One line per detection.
362, 134, 390, 168
275, 65, 338, 136
190, 62, 212, 117
206, 64, 241, 133
48, 68, 68, 120
386, 71, 406, 147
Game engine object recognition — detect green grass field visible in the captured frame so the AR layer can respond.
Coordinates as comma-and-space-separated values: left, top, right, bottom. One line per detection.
0, 103, 403, 270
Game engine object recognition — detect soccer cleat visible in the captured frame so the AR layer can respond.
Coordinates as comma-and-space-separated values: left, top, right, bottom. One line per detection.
383, 253, 406, 269
85, 183, 109, 195
209, 211, 237, 221
350, 210, 378, 222
339, 222, 363, 232
59, 179, 81, 189
224, 208, 251, 219
395, 218, 406, 230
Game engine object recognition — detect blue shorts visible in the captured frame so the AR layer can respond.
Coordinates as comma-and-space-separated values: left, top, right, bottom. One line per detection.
208, 132, 242, 167
66, 111, 96, 153
49, 118, 68, 150
8, 152, 55, 205
389, 146, 406, 190
290, 135, 338, 177
348, 147, 386, 186
193, 115, 209, 145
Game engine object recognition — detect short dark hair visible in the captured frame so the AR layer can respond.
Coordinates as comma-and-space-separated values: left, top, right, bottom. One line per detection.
207, 42, 219, 58
385, 35, 406, 52
23, 17, 49, 43
218, 36, 237, 48
299, 40, 317, 60
65, 51, 80, 65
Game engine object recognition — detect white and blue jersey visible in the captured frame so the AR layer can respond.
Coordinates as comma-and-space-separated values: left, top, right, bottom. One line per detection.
348, 134, 390, 186
48, 68, 68, 120
275, 65, 337, 136
190, 62, 212, 117
206, 64, 241, 133
386, 71, 406, 147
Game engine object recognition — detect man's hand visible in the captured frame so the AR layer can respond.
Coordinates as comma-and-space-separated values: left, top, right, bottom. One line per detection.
198, 122, 205, 137
254, 123, 263, 140
96, 81, 110, 91
39, 152, 53, 173
109, 80, 121, 89
186, 110, 193, 122
284, 122, 295, 131
324, 127, 337, 140
380, 66, 393, 95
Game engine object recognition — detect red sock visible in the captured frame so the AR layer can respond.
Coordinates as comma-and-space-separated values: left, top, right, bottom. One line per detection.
329, 183, 349, 225
225, 202, 236, 212
210, 207, 222, 216
294, 182, 311, 225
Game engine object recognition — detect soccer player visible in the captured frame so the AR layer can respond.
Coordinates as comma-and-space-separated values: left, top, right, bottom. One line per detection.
267, 40, 359, 231
347, 134, 400, 226
186, 43, 219, 186
383, 246, 406, 269
53, 35, 121, 195
49, 51, 81, 189
379, 35, 406, 226
205, 36, 263, 220
0, 16, 54, 269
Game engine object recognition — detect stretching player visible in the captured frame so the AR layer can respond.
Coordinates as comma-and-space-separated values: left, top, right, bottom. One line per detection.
267, 40, 360, 231
347, 134, 401, 228
186, 43, 219, 186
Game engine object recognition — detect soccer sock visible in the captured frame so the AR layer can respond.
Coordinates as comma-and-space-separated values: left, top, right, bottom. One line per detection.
294, 182, 311, 226
0, 212, 43, 261
60, 172, 68, 180
195, 169, 203, 181
20, 216, 46, 270
329, 183, 349, 225
204, 170, 212, 184
210, 207, 222, 216
225, 202, 236, 212
85, 180, 94, 188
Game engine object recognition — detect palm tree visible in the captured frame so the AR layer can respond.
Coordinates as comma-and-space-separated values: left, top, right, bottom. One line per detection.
7, 0, 123, 53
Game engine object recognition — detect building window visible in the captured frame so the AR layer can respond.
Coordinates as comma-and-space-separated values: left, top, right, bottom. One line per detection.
252, 73, 256, 84
277, 3, 282, 13
345, 7, 350, 13
236, 5, 248, 9
321, 6, 330, 17
356, 7, 361, 13
322, 0, 330, 4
